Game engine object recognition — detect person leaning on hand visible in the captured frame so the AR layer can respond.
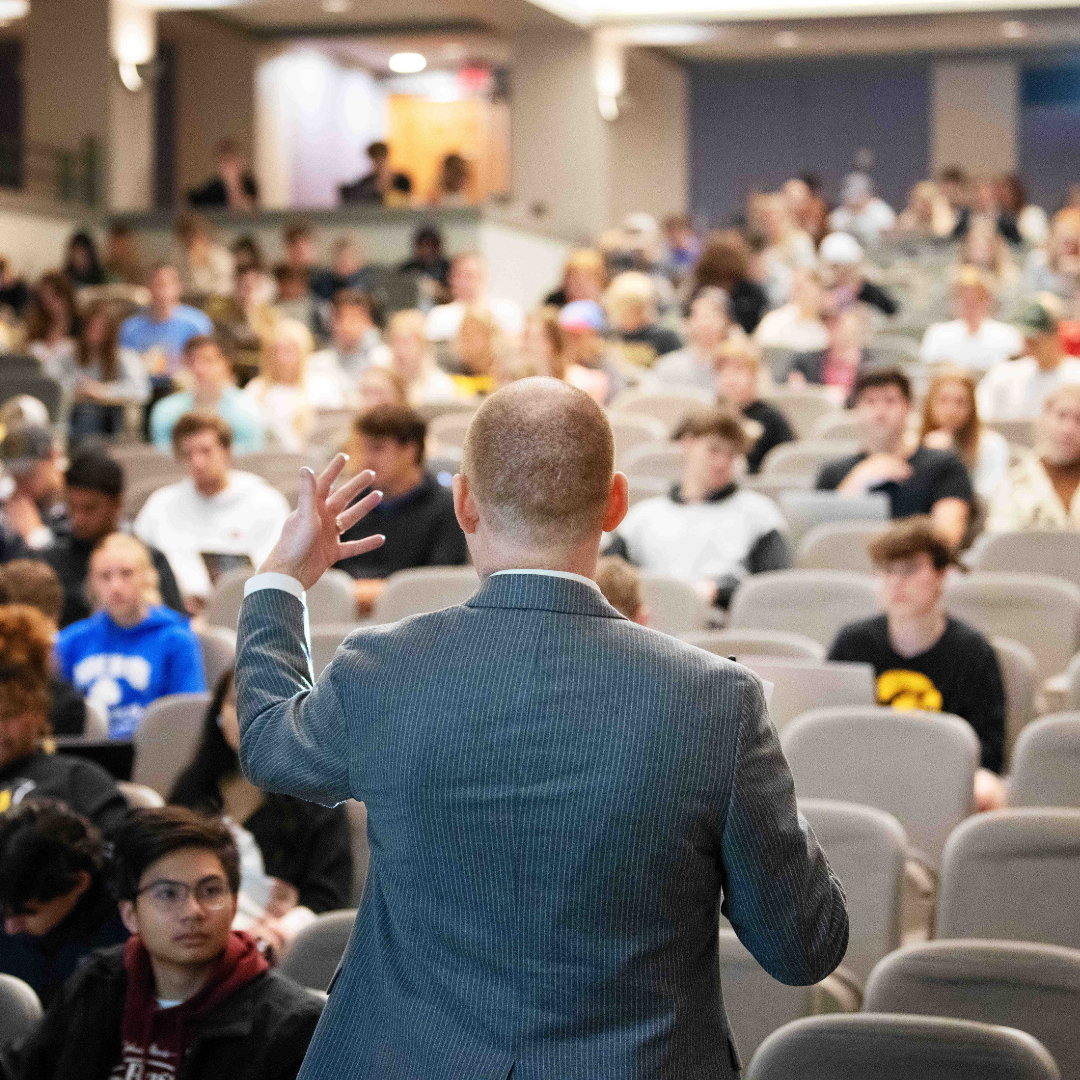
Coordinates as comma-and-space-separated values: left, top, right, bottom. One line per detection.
234, 377, 848, 1080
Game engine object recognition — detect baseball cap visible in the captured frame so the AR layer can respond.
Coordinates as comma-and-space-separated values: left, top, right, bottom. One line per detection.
1015, 293, 1064, 336
558, 300, 606, 333
819, 231, 864, 266
0, 424, 55, 476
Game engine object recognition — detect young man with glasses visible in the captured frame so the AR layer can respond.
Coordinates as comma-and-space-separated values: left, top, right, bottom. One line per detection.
12, 807, 322, 1080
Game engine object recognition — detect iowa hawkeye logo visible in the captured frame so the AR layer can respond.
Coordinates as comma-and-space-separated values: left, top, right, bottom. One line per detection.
876, 669, 944, 712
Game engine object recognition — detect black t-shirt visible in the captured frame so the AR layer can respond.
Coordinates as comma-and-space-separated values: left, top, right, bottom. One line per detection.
828, 614, 1005, 773
617, 324, 683, 364
743, 400, 795, 474
0, 751, 128, 834
187, 174, 258, 208
335, 472, 468, 580
816, 446, 974, 518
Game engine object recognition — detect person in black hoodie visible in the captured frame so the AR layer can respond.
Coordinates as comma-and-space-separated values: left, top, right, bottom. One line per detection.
0, 800, 127, 1006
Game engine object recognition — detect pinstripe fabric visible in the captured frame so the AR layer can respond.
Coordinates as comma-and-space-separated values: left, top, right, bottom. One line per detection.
236, 573, 848, 1080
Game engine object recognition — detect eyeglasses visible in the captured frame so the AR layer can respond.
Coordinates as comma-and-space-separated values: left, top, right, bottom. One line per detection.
136, 876, 232, 912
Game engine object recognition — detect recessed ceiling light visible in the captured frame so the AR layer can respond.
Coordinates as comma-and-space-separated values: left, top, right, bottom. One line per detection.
774, 30, 800, 47
321, 0, 350, 12
0, 0, 27, 17
389, 52, 427, 74
1000, 19, 1029, 38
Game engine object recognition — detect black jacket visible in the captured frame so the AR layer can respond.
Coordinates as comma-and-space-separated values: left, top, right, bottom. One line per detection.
0, 751, 127, 835
743, 400, 795, 475
11, 944, 323, 1080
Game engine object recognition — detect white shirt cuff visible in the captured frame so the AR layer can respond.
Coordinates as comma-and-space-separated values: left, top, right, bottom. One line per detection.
244, 572, 306, 603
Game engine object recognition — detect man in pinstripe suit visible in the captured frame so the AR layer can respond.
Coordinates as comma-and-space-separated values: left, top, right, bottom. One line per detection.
236, 377, 848, 1079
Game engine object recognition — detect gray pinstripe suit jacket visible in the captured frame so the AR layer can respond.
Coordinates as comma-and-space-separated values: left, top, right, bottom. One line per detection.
236, 572, 848, 1080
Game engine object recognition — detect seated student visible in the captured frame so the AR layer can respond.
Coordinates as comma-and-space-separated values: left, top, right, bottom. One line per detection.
594, 555, 648, 624
603, 271, 682, 368
134, 414, 290, 611
649, 288, 735, 393
335, 405, 468, 615
714, 340, 794, 474
0, 425, 68, 552
988, 383, 1080, 532
308, 289, 390, 387
0, 561, 85, 736
753, 266, 831, 354
0, 605, 126, 834
0, 800, 128, 1007
55, 535, 205, 740
558, 300, 630, 407
170, 671, 352, 957
606, 406, 791, 609
41, 449, 183, 629
816, 367, 973, 551
827, 518, 1006, 812
14, 807, 323, 1080
149, 335, 265, 453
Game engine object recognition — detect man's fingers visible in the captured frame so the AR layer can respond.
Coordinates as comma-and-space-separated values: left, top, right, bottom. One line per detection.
337, 534, 385, 561
315, 454, 348, 499
334, 489, 382, 534
326, 469, 377, 515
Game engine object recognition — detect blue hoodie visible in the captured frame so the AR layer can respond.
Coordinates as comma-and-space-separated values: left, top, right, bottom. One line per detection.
55, 607, 206, 739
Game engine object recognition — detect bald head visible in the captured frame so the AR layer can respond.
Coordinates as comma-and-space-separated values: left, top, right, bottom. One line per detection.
462, 378, 615, 547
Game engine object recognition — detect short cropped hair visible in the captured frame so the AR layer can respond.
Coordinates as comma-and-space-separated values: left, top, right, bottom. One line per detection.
463, 378, 614, 546
852, 366, 912, 404
172, 412, 232, 455
112, 807, 241, 901
868, 516, 956, 570
673, 406, 750, 455
331, 288, 373, 316
65, 449, 124, 498
182, 334, 229, 362
595, 556, 642, 620
0, 560, 65, 623
355, 404, 426, 463
0, 800, 104, 912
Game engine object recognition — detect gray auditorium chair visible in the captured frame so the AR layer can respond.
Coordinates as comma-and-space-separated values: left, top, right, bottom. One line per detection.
0, 973, 42, 1049
132, 692, 212, 798
344, 800, 370, 905
970, 530, 1080, 591
621, 442, 684, 485
609, 388, 711, 433
307, 569, 358, 624
988, 418, 1037, 448
196, 626, 236, 690
626, 477, 668, 508
639, 574, 709, 634
944, 572, 1080, 684
610, 413, 669, 469
864, 939, 1080, 1079
799, 799, 906, 985
428, 411, 473, 454
1008, 713, 1080, 809
117, 781, 165, 809
938, 807, 1080, 950
763, 389, 840, 439
810, 410, 862, 441
680, 628, 824, 661
761, 439, 860, 477
740, 473, 812, 503
746, 1014, 1060, 1080
278, 910, 357, 992
718, 929, 859, 1062
371, 566, 480, 624
737, 657, 875, 730
992, 636, 1037, 763
795, 520, 889, 573
206, 566, 255, 630
781, 706, 979, 870
309, 623, 358, 677
777, 490, 890, 548
416, 399, 478, 423
728, 570, 880, 648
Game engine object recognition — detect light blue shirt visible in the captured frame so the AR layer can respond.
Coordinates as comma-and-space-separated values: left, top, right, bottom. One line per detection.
149, 387, 266, 452
119, 305, 213, 373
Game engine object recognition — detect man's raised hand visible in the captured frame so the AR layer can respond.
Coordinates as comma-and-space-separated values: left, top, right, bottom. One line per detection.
258, 454, 385, 590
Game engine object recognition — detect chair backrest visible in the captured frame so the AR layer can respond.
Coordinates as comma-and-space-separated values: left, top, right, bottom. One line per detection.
83, 700, 109, 739
796, 520, 889, 572
196, 627, 236, 690
428, 411, 473, 453
233, 451, 310, 486
1009, 713, 1080, 809
371, 566, 480, 624
764, 389, 841, 439
746, 1014, 1060, 1080
0, 973, 43, 1049
621, 442, 684, 485
988, 418, 1037, 448
739, 657, 876, 730
741, 473, 813, 502
810, 410, 862, 441
132, 692, 212, 797
1066, 652, 1080, 710
309, 623, 358, 677
800, 799, 906, 985
416, 399, 479, 423
307, 407, 355, 451
729, 570, 880, 647
277, 909, 357, 991
680, 628, 825, 661
206, 565, 256, 630
307, 569, 358, 624
344, 799, 369, 905
639, 574, 709, 634
781, 706, 979, 869
938, 807, 1080, 949
626, 477, 668, 508
117, 780, 166, 808
864, 939, 1080, 1080
122, 462, 190, 518
970, 531, 1080, 591
945, 572, 1080, 683
0, 374, 62, 420
610, 413, 669, 468
761, 439, 860, 477
609, 388, 711, 433
778, 490, 891, 548
991, 636, 1038, 764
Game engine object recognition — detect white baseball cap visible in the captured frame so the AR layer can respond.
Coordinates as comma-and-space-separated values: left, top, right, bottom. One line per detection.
819, 231, 864, 266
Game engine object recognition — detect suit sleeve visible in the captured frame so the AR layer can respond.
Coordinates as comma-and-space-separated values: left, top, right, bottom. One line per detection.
235, 588, 353, 806
718, 670, 849, 986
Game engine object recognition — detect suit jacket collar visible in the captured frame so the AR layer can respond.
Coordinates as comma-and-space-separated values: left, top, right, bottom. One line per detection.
466, 571, 626, 620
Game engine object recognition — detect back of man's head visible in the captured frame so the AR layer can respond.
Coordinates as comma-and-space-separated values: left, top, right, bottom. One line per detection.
462, 377, 614, 549
0, 559, 65, 625
66, 449, 124, 499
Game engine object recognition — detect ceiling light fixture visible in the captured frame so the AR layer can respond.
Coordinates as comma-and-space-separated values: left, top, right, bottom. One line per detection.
0, 0, 27, 17
321, 0, 350, 11
1000, 19, 1029, 38
774, 30, 800, 47
389, 51, 427, 74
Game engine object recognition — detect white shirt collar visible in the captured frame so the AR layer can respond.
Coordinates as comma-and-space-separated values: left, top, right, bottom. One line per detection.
491, 568, 601, 594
